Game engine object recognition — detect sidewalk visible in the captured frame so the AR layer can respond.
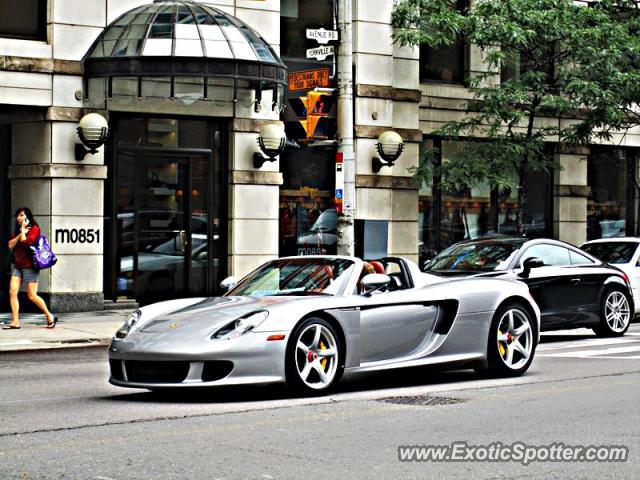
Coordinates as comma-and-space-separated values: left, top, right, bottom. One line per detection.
0, 310, 132, 352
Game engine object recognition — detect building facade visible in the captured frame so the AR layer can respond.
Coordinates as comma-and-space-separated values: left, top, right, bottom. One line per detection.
0, 0, 638, 312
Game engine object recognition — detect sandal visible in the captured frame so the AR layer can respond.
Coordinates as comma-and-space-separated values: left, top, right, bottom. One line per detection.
46, 316, 58, 329
3, 324, 21, 330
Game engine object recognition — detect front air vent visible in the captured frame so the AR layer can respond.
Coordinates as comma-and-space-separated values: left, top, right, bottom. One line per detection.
109, 359, 125, 381
202, 361, 234, 382
124, 360, 190, 383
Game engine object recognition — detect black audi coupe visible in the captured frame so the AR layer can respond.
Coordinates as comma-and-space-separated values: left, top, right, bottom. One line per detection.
424, 237, 633, 336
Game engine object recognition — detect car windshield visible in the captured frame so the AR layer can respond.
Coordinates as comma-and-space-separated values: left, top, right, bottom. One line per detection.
426, 239, 526, 273
581, 242, 638, 264
227, 258, 356, 296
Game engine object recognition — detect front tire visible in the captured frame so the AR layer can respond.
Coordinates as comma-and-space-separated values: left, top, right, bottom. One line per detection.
479, 302, 537, 377
593, 287, 632, 337
285, 317, 343, 395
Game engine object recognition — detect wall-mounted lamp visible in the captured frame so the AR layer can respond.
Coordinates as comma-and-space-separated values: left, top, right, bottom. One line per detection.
75, 113, 109, 161
372, 130, 404, 173
253, 124, 286, 168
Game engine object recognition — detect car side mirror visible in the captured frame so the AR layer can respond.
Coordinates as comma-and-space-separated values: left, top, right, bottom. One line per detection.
220, 276, 237, 292
520, 257, 544, 278
361, 273, 391, 296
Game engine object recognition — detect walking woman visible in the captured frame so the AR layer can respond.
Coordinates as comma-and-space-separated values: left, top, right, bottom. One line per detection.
4, 208, 57, 329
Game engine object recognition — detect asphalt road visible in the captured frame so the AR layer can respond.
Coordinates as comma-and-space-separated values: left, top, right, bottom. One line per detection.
1, 325, 639, 480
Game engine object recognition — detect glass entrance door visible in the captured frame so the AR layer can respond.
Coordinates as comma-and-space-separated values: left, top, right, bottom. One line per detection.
115, 150, 214, 302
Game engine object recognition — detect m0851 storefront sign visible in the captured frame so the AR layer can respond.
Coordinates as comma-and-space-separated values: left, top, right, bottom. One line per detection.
288, 69, 330, 91
55, 228, 101, 244
306, 45, 334, 61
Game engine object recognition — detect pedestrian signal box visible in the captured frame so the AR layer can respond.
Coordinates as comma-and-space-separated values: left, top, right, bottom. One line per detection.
288, 90, 335, 140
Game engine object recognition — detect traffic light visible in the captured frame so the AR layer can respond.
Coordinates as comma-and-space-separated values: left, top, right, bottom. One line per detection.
288, 90, 335, 140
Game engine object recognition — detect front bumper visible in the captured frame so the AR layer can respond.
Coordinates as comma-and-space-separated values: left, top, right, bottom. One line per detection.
108, 330, 289, 389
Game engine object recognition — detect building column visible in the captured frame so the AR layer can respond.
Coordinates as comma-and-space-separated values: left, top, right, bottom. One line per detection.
353, 0, 422, 261
8, 115, 107, 312
228, 119, 282, 279
553, 145, 589, 246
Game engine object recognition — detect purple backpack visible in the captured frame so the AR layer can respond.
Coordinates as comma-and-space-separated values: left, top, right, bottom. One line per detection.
31, 234, 58, 270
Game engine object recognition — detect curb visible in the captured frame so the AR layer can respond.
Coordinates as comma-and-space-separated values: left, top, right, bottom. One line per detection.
0, 338, 110, 352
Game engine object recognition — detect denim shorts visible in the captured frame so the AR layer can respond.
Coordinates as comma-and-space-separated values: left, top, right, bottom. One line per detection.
12, 266, 40, 284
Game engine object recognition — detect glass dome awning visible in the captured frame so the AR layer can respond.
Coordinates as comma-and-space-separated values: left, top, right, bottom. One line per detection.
83, 0, 286, 87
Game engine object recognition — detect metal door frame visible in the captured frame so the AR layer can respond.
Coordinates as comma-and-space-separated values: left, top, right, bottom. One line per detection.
106, 145, 223, 301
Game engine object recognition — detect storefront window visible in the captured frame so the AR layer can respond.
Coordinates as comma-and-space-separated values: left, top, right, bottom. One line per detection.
0, 125, 10, 310
419, 0, 468, 84
418, 138, 551, 261
280, 0, 334, 60
0, 0, 45, 41
587, 148, 630, 240
279, 0, 337, 257
108, 116, 226, 303
279, 148, 336, 257
418, 140, 437, 265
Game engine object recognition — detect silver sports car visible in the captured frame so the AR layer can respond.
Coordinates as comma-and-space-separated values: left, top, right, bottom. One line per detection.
108, 256, 541, 394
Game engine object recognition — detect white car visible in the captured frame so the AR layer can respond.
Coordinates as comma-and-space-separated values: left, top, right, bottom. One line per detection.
581, 237, 640, 316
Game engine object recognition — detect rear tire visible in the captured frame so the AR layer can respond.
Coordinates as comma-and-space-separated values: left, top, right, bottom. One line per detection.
593, 287, 631, 337
285, 317, 344, 395
478, 302, 537, 377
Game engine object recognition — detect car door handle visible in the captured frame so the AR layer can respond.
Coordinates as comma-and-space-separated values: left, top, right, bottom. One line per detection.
570, 278, 581, 285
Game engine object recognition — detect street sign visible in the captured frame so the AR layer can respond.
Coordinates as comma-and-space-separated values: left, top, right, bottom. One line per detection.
306, 45, 334, 61
288, 68, 330, 92
306, 28, 339, 45
335, 152, 344, 215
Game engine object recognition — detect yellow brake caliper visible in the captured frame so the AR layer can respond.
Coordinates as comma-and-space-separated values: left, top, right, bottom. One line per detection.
319, 341, 327, 369
498, 328, 506, 358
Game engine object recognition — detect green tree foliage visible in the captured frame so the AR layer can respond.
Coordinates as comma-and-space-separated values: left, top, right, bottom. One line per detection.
392, 0, 640, 235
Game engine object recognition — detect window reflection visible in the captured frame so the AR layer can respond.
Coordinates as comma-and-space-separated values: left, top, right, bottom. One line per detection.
587, 148, 628, 240
418, 138, 551, 264
279, 148, 336, 257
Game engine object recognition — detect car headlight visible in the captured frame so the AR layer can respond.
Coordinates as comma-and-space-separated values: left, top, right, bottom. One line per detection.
213, 311, 269, 340
115, 310, 141, 339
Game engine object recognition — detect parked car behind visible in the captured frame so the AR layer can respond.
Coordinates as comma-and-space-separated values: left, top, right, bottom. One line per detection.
423, 237, 633, 336
580, 237, 640, 316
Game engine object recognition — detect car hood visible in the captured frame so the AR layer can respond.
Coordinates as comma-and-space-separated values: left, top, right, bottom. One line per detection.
137, 295, 300, 337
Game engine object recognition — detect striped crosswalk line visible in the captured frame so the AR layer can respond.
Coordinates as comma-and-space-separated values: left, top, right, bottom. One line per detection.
541, 345, 640, 358
537, 337, 636, 352
537, 331, 640, 359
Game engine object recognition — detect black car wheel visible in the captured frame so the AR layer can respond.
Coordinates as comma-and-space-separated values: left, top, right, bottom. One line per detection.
479, 302, 537, 377
286, 317, 343, 395
593, 286, 632, 337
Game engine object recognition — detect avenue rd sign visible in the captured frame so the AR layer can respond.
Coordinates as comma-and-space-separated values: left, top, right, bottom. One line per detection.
306, 27, 339, 44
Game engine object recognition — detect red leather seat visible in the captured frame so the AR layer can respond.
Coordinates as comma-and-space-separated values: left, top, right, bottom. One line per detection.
369, 260, 385, 274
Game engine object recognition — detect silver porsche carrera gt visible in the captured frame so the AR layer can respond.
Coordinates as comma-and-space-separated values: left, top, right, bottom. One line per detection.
108, 256, 541, 394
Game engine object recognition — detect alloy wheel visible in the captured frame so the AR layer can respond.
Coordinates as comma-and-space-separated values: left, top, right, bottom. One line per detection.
294, 323, 339, 390
604, 290, 631, 333
496, 308, 533, 370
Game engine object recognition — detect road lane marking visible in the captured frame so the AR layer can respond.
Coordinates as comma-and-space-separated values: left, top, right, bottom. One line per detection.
539, 345, 640, 358
538, 337, 639, 351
